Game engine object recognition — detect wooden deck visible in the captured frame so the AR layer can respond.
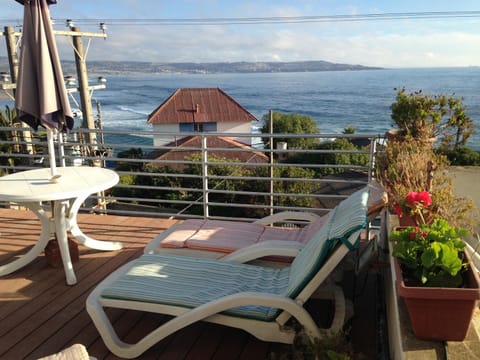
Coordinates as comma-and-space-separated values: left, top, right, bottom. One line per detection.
0, 208, 381, 359
0, 208, 330, 360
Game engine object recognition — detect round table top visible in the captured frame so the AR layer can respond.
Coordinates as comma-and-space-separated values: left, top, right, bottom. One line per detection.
0, 166, 119, 202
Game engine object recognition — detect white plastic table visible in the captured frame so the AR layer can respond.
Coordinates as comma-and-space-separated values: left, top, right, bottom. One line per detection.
0, 166, 122, 285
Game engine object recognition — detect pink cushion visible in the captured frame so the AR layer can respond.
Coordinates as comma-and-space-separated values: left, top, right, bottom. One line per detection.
186, 220, 267, 252
160, 216, 327, 254
158, 182, 386, 256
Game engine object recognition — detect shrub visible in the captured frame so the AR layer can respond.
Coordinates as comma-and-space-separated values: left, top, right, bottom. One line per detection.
436, 146, 480, 166
261, 111, 320, 149
288, 138, 369, 176
375, 137, 476, 231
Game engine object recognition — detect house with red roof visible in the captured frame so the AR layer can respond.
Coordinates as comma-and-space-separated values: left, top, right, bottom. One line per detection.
147, 88, 258, 146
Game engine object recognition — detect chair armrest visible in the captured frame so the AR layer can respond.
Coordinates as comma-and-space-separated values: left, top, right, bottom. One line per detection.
253, 211, 323, 226
221, 240, 304, 263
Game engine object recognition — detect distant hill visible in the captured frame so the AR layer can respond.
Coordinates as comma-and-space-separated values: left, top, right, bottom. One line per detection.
63, 60, 382, 75
0, 57, 381, 76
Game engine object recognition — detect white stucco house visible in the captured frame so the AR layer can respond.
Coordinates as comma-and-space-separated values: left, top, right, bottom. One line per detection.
147, 88, 258, 146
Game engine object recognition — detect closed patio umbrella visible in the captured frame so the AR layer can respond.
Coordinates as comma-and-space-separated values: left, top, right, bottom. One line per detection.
14, 0, 74, 180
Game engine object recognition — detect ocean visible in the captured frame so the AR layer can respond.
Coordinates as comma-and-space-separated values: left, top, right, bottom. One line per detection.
3, 67, 480, 149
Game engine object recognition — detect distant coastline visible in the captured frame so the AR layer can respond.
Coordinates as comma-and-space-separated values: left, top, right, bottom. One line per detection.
60, 59, 383, 75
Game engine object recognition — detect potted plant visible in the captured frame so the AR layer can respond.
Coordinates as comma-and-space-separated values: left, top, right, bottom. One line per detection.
390, 217, 480, 341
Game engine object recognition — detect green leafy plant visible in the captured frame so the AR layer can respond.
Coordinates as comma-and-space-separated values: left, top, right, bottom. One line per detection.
390, 219, 470, 287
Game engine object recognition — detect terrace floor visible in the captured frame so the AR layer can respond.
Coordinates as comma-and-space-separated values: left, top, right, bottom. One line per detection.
0, 208, 381, 360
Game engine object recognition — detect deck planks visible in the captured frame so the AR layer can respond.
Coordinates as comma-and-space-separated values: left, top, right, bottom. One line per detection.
0, 208, 350, 359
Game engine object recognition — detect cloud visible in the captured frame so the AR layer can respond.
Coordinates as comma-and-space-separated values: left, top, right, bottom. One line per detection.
350, 32, 480, 67
53, 24, 480, 68
6, 0, 479, 68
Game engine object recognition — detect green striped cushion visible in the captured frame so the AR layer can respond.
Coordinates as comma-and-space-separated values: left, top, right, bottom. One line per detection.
287, 188, 369, 296
102, 254, 290, 321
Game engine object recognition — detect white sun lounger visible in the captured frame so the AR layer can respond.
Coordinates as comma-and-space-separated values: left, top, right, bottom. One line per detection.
86, 188, 370, 358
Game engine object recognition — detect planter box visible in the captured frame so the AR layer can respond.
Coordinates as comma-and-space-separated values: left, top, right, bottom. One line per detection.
395, 254, 480, 341
45, 238, 79, 268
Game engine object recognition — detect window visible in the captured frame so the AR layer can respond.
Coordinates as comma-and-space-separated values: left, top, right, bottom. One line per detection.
179, 123, 193, 132
180, 122, 217, 132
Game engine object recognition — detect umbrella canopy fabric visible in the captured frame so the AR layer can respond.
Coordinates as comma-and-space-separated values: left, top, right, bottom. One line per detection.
15, 0, 57, 5
15, 0, 74, 132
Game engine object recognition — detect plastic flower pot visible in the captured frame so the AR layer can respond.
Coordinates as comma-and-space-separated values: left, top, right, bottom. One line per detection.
394, 254, 480, 341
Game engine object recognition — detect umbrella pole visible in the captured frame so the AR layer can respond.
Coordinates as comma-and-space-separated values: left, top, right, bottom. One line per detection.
47, 128, 58, 180
58, 132, 66, 167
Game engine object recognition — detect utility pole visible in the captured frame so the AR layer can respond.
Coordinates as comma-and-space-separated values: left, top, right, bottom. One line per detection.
4, 26, 19, 89
71, 27, 97, 151
2, 26, 34, 157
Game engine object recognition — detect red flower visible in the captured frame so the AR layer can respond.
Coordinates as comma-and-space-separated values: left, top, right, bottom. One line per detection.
416, 190, 432, 207
396, 191, 434, 226
394, 203, 403, 217
406, 192, 418, 206
405, 191, 432, 207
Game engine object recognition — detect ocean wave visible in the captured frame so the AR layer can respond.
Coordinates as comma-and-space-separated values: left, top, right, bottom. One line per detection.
116, 105, 151, 116
103, 119, 150, 131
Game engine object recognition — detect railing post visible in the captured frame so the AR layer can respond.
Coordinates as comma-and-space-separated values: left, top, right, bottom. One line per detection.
269, 109, 274, 215
201, 134, 209, 218
368, 137, 378, 182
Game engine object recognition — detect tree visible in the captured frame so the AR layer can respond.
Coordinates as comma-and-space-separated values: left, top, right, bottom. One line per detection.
115, 148, 144, 171
441, 96, 475, 149
343, 126, 356, 134
272, 166, 318, 208
260, 111, 319, 149
0, 106, 20, 174
391, 88, 474, 148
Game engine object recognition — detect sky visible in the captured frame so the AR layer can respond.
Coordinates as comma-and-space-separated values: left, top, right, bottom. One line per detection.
1, 0, 480, 68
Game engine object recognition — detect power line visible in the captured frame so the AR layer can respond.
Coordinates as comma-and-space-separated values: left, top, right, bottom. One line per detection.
3, 10, 480, 27
66, 11, 480, 25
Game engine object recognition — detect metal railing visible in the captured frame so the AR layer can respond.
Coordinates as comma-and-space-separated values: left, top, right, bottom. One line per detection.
0, 126, 383, 222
